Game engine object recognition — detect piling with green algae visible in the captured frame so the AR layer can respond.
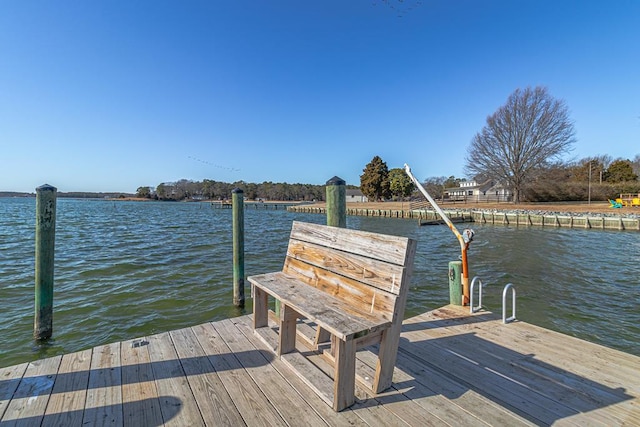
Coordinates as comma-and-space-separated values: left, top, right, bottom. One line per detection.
232, 188, 245, 308
35, 184, 57, 340
326, 176, 346, 228
313, 176, 347, 344
448, 260, 463, 306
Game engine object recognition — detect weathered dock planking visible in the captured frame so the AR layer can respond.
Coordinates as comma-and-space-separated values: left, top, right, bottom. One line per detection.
1, 305, 638, 426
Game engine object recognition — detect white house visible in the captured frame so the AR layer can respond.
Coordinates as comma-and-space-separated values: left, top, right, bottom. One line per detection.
346, 189, 368, 203
444, 180, 512, 202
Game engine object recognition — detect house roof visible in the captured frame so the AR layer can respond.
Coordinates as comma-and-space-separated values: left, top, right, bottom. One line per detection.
444, 180, 494, 192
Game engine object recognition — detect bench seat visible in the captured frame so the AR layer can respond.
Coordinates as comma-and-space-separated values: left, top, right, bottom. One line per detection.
250, 271, 391, 340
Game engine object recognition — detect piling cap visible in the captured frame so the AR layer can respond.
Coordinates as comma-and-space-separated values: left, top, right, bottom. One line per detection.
326, 176, 345, 186
36, 184, 57, 192
232, 188, 244, 193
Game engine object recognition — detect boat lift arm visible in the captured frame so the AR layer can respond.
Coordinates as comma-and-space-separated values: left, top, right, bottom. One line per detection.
404, 163, 474, 305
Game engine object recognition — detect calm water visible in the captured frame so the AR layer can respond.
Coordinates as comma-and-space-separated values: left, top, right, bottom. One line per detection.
1, 198, 638, 367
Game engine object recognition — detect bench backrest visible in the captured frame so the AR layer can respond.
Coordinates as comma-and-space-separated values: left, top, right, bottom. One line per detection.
283, 221, 417, 322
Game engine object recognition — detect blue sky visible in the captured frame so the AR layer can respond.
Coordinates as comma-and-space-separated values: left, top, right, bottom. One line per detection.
1, 1, 638, 193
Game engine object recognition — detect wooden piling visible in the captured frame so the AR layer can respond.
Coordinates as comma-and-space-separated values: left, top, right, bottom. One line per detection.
326, 176, 346, 228
232, 188, 245, 308
317, 176, 346, 342
35, 184, 57, 340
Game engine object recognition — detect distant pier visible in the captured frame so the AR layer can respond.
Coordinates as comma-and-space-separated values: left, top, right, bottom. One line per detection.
213, 201, 307, 210
287, 205, 640, 231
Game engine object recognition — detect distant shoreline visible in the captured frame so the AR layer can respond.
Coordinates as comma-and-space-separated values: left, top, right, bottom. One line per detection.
0, 192, 136, 199
303, 200, 640, 218
4, 195, 637, 218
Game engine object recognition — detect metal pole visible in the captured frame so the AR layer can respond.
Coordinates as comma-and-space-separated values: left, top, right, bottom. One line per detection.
588, 161, 592, 205
35, 184, 57, 340
404, 164, 473, 305
232, 188, 245, 308
326, 176, 346, 228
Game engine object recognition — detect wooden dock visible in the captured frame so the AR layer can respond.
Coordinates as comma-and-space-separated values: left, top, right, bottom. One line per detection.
1, 305, 638, 426
212, 201, 303, 210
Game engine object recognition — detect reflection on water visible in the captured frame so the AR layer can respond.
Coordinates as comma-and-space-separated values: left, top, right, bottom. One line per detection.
0, 198, 638, 367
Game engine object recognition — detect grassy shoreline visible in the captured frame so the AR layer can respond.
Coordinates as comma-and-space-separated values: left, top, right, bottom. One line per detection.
110, 198, 639, 217
305, 200, 639, 216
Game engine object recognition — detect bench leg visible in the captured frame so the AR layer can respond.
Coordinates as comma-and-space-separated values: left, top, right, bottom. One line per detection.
314, 327, 331, 349
372, 326, 401, 393
333, 338, 356, 411
278, 304, 299, 355
252, 286, 268, 329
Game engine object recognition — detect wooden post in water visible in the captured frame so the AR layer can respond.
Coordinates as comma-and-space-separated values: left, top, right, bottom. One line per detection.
448, 261, 462, 305
326, 176, 346, 228
35, 184, 57, 340
232, 188, 245, 308
315, 176, 346, 344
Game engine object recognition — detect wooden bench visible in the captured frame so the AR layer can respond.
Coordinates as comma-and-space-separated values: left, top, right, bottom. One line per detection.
248, 221, 417, 411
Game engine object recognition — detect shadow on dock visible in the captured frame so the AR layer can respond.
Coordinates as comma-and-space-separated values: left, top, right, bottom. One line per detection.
4, 350, 275, 398
0, 397, 180, 427
393, 332, 633, 425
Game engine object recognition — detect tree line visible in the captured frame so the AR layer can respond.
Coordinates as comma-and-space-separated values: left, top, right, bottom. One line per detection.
520, 155, 640, 202
358, 152, 640, 204
139, 151, 639, 204
136, 179, 338, 202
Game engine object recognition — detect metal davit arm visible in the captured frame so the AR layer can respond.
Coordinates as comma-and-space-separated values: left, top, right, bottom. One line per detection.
404, 164, 473, 305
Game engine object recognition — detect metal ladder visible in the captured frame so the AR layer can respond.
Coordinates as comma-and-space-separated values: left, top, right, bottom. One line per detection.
502, 283, 516, 324
470, 276, 483, 313
469, 276, 517, 324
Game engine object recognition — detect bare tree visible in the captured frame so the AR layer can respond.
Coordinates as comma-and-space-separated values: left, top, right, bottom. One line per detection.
570, 155, 612, 183
631, 154, 640, 177
465, 86, 576, 203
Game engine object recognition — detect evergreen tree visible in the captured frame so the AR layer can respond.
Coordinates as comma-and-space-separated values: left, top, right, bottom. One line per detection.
604, 159, 638, 183
360, 156, 390, 201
